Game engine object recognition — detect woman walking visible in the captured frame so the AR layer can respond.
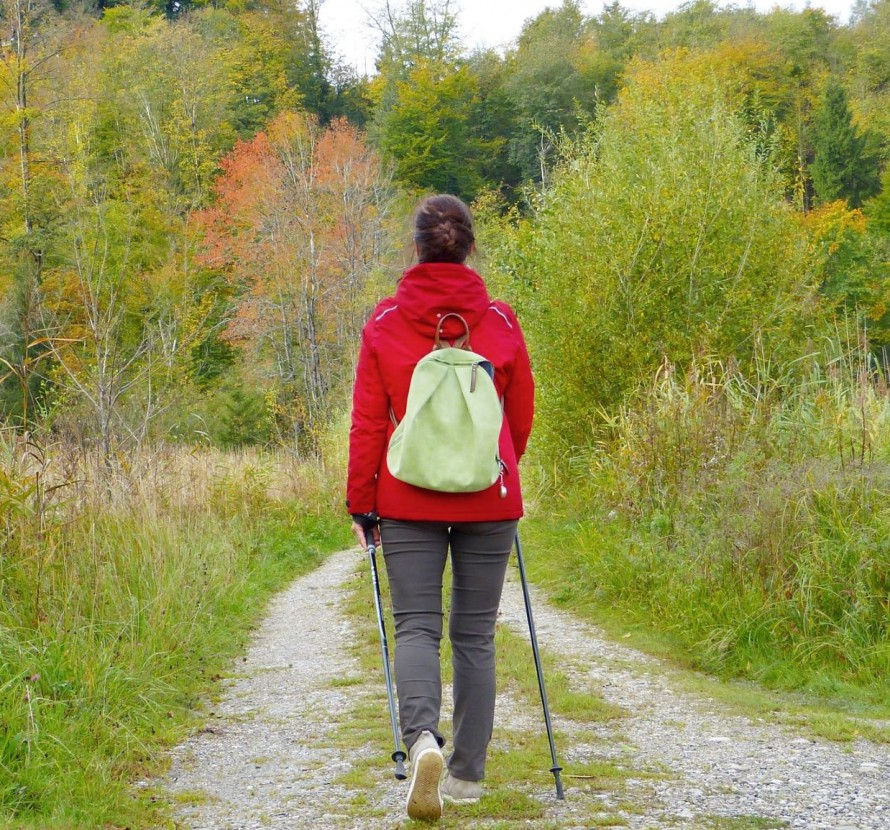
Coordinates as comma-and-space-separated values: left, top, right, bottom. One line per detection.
347, 194, 535, 821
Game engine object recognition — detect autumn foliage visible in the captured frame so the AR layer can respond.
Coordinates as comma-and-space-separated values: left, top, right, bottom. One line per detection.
199, 113, 396, 447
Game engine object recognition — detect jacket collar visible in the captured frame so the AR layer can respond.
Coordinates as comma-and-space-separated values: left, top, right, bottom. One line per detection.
394, 262, 491, 340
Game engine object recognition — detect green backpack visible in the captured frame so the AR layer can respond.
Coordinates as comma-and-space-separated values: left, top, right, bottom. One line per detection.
387, 313, 504, 494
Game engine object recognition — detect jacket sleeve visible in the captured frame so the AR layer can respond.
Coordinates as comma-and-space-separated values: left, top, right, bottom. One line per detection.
347, 318, 390, 514
502, 309, 535, 461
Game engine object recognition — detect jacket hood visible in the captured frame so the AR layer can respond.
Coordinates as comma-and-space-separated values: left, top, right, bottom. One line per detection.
393, 262, 491, 341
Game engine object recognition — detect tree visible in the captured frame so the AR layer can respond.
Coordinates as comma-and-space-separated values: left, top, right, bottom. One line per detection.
287, 0, 373, 125
757, 7, 840, 210
367, 0, 474, 191
369, 0, 461, 77
199, 112, 397, 449
502, 0, 620, 182
593, 1, 647, 61
368, 0, 509, 199
39, 202, 163, 464
761, 6, 837, 73
865, 165, 890, 234
848, 0, 890, 157
487, 56, 821, 452
0, 0, 63, 426
376, 60, 494, 199
18, 18, 222, 458
461, 49, 522, 195
37, 57, 160, 459
324, 61, 373, 127
658, 0, 728, 50
811, 80, 881, 207
99, 14, 234, 213
805, 200, 890, 350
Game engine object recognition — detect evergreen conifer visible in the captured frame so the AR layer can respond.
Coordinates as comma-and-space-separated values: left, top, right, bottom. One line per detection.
811, 80, 881, 207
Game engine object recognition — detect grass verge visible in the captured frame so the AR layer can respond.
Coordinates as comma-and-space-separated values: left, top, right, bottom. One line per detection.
519, 514, 890, 741
0, 445, 352, 829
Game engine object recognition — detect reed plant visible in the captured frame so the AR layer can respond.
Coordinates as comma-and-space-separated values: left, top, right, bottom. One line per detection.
0, 437, 351, 828
523, 344, 890, 705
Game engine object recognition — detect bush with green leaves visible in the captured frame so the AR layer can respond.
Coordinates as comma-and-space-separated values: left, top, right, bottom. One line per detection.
537, 350, 890, 695
488, 54, 823, 456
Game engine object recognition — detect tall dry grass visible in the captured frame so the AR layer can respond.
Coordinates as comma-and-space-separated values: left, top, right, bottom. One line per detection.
0, 436, 351, 828
524, 347, 890, 702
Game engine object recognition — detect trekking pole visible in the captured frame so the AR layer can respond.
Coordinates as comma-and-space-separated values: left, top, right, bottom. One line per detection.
514, 531, 565, 800
367, 539, 408, 780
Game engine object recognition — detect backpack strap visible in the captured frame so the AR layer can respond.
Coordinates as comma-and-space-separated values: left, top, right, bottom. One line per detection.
434, 313, 471, 350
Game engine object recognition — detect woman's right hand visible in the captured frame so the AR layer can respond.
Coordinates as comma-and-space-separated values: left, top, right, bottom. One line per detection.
351, 513, 380, 549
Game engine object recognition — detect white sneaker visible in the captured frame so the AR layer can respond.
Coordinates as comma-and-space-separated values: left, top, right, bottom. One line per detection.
406, 730, 444, 821
441, 772, 483, 804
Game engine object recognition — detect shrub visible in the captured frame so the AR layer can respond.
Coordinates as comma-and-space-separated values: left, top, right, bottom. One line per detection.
488, 52, 823, 457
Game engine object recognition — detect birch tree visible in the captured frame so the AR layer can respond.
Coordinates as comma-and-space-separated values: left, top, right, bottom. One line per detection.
200, 111, 396, 450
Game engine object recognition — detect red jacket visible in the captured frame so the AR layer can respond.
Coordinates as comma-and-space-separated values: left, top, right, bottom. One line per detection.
347, 262, 535, 522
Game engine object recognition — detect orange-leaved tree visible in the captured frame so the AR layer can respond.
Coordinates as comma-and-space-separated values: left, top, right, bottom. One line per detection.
200, 111, 397, 450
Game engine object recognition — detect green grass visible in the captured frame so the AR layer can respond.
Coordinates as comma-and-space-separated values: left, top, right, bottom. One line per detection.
519, 513, 890, 738
0, 448, 352, 829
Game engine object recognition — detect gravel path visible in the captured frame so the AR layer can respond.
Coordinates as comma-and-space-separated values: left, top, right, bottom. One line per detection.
164, 549, 391, 829
498, 573, 890, 830
164, 549, 890, 830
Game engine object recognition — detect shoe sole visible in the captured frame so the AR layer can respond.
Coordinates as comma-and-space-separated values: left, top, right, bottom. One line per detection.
406, 747, 444, 822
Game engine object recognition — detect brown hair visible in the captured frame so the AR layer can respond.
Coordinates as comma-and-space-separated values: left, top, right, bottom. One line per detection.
413, 194, 476, 264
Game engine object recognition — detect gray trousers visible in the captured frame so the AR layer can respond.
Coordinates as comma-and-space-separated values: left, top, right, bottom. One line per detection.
380, 518, 517, 782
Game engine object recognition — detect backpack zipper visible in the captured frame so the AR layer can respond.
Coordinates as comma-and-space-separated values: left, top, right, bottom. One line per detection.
471, 359, 495, 393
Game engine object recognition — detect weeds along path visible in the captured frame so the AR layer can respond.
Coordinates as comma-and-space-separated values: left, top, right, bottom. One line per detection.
164, 548, 890, 830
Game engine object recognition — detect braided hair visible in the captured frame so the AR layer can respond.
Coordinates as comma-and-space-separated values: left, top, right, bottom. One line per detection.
413, 194, 476, 264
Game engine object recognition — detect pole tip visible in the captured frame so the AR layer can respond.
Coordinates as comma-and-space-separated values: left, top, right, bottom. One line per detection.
393, 750, 407, 780
552, 767, 565, 800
